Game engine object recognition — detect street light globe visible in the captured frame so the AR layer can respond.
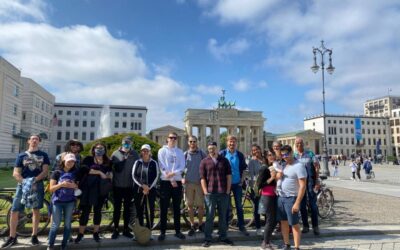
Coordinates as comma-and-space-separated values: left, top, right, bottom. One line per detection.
326, 65, 335, 74
311, 64, 320, 73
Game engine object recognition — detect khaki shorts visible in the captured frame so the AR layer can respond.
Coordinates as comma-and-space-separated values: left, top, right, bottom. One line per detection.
185, 183, 204, 207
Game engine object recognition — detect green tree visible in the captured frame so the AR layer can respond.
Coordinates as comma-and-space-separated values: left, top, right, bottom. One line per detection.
82, 133, 161, 161
220, 131, 228, 150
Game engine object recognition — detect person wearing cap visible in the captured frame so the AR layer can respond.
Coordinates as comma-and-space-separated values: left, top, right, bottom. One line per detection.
52, 139, 84, 171
200, 141, 233, 247
47, 153, 79, 250
157, 132, 186, 241
110, 136, 139, 239
132, 144, 160, 233
2, 134, 50, 249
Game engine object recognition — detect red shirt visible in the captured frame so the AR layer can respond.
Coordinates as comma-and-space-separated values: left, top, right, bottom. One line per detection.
199, 155, 232, 194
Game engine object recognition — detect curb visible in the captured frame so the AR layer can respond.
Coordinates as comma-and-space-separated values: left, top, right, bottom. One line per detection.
5, 225, 400, 249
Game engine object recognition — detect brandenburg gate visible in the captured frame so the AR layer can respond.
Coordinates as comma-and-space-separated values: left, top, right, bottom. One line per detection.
183, 92, 265, 156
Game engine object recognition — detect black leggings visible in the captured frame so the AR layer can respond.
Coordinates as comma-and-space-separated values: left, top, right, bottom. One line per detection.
134, 189, 156, 229
159, 180, 182, 234
112, 186, 134, 231
79, 201, 104, 226
261, 196, 277, 243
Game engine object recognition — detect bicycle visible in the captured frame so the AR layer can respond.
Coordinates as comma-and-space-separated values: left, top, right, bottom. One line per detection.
365, 170, 375, 180
227, 177, 255, 230
5, 186, 114, 237
316, 176, 334, 219
0, 189, 14, 236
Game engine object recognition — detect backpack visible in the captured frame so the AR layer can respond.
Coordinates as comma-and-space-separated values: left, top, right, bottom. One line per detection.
52, 170, 76, 203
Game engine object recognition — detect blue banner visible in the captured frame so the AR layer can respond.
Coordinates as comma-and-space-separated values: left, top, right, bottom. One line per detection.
354, 118, 362, 141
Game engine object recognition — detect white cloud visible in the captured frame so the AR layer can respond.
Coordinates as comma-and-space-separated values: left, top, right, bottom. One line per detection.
194, 84, 223, 95
207, 38, 250, 61
258, 81, 268, 88
200, 0, 400, 115
0, 0, 47, 22
233, 79, 250, 92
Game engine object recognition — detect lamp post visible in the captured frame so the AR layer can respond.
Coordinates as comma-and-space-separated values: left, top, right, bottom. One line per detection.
311, 40, 335, 177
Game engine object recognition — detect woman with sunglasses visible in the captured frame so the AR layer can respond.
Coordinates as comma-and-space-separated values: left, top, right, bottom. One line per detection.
256, 149, 279, 250
132, 144, 160, 234
75, 142, 112, 243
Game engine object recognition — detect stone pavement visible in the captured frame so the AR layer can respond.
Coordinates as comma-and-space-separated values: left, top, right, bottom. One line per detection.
2, 164, 400, 249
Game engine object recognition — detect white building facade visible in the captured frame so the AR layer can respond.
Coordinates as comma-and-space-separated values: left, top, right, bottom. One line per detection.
304, 114, 392, 158
0, 57, 23, 162
52, 103, 147, 158
390, 108, 400, 157
364, 96, 400, 117
21, 77, 55, 154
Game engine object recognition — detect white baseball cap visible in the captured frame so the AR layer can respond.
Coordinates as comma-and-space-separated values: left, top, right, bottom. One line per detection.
140, 144, 151, 151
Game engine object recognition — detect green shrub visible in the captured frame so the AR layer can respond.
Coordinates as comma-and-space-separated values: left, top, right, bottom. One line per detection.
82, 133, 162, 161
387, 155, 397, 162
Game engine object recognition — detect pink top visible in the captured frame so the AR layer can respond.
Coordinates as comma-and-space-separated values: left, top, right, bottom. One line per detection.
261, 185, 276, 196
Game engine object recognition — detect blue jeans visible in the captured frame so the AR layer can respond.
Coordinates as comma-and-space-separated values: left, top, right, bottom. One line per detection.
204, 193, 229, 241
227, 183, 245, 230
48, 201, 74, 247
300, 181, 319, 228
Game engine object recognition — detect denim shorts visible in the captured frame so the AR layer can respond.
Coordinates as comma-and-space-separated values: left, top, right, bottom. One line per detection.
11, 182, 44, 212
276, 196, 300, 226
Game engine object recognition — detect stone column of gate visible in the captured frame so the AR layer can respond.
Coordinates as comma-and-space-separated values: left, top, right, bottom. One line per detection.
245, 126, 251, 156
200, 125, 207, 151
213, 125, 220, 150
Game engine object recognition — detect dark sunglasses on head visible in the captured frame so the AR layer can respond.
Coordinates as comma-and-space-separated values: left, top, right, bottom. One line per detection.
169, 137, 177, 140
71, 143, 80, 146
281, 152, 290, 157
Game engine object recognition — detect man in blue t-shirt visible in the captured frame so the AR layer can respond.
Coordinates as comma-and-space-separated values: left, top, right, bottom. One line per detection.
2, 134, 50, 248
220, 135, 249, 236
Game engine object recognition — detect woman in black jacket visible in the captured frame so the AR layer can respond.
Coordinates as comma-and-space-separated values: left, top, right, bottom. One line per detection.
256, 149, 278, 250
132, 144, 160, 230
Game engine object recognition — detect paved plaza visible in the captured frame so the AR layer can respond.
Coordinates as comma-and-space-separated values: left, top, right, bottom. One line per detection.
2, 163, 400, 249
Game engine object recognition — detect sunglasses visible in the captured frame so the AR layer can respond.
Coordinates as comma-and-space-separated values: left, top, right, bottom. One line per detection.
281, 152, 290, 158
189, 141, 197, 143
169, 137, 177, 140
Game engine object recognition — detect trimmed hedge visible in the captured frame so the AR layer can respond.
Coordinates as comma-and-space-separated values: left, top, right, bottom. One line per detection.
81, 133, 162, 161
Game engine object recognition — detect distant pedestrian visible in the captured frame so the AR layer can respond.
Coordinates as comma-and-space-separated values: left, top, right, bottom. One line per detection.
349, 160, 357, 181
331, 157, 339, 177
355, 158, 362, 181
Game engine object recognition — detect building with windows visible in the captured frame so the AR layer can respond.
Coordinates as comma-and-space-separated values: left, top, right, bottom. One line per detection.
304, 114, 392, 158
364, 96, 400, 117
390, 108, 400, 157
0, 57, 24, 161
21, 77, 55, 154
52, 103, 147, 158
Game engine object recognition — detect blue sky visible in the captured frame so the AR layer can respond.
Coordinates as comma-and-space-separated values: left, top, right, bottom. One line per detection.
0, 0, 399, 133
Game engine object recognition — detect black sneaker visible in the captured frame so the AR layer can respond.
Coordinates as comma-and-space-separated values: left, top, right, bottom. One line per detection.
111, 229, 119, 239
202, 240, 211, 248
122, 230, 133, 239
198, 223, 205, 232
313, 227, 320, 236
301, 227, 309, 233
188, 226, 196, 236
282, 244, 291, 250
158, 233, 166, 241
93, 232, 101, 243
31, 235, 39, 245
74, 233, 84, 244
1, 236, 17, 248
220, 238, 234, 246
175, 232, 186, 240
239, 228, 250, 236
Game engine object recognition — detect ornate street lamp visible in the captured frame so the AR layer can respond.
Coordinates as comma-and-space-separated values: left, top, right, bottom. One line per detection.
311, 40, 335, 177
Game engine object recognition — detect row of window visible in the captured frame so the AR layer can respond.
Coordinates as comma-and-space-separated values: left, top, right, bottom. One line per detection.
390, 119, 400, 126
114, 121, 142, 130
328, 127, 386, 135
328, 137, 386, 146
391, 127, 400, 135
57, 131, 95, 141
327, 119, 385, 126
57, 110, 143, 118
34, 96, 52, 114
58, 119, 96, 128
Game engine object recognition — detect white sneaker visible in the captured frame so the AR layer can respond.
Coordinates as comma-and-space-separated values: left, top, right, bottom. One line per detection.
256, 228, 263, 236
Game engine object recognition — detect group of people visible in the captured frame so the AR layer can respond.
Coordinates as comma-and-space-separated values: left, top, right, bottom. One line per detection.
349, 155, 374, 181
1, 133, 322, 250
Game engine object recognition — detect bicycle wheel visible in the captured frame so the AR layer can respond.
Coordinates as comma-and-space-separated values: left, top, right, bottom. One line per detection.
317, 188, 334, 219
7, 199, 51, 237
0, 195, 12, 236
87, 197, 114, 233
370, 171, 375, 179
228, 194, 254, 229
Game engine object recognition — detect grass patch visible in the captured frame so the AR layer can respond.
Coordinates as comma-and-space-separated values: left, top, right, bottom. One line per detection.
0, 168, 17, 189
